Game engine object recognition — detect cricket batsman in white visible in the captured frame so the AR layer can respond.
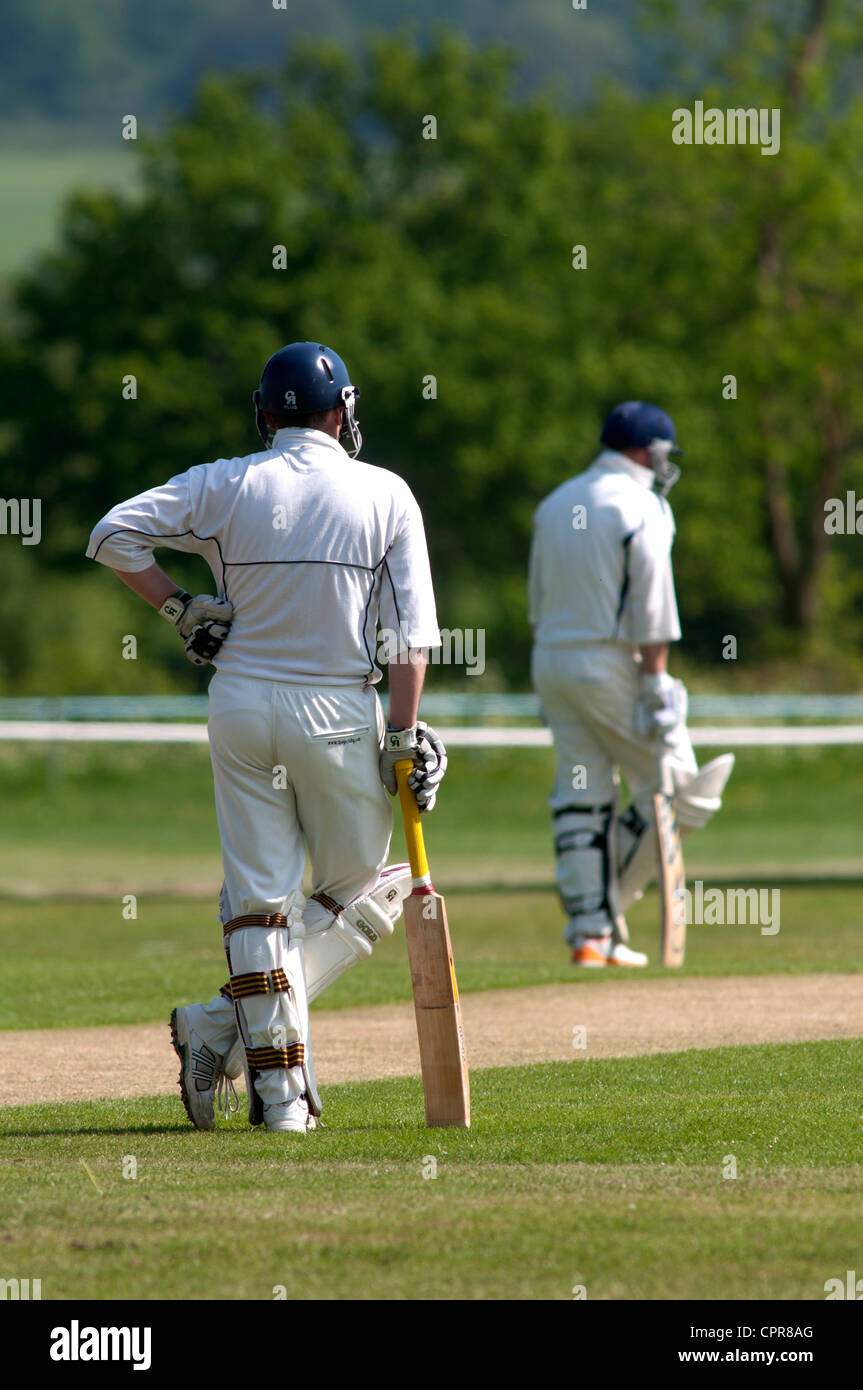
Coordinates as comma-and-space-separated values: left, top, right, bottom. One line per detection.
87, 342, 447, 1132
529, 401, 733, 966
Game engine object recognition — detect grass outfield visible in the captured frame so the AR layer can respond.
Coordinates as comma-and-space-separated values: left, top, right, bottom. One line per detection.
1, 884, 861, 1030
2, 741, 860, 1304
1, 739, 861, 1028
1, 1041, 860, 1301
2, 741, 863, 900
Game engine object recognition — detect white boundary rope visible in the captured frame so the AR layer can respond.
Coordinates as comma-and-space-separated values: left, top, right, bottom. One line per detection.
2, 721, 863, 747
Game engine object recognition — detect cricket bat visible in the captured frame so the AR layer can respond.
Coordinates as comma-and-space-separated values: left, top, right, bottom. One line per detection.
654, 746, 686, 967
395, 759, 470, 1127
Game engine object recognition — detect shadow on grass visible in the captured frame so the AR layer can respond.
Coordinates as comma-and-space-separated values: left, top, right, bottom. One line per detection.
1, 1113, 429, 1138
1, 1121, 191, 1137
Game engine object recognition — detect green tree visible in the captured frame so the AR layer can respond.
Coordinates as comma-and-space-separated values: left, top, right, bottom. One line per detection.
1, 36, 602, 690
636, 0, 863, 655
2, 18, 863, 694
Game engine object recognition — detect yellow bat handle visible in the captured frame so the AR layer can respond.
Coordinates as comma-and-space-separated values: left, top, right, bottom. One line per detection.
395, 758, 430, 883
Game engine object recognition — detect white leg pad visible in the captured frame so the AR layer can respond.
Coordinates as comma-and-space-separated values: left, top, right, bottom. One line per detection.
553, 804, 621, 943
302, 920, 369, 1003
300, 1018, 323, 1118
617, 798, 657, 912
225, 893, 309, 1109
303, 864, 411, 1004
617, 753, 736, 909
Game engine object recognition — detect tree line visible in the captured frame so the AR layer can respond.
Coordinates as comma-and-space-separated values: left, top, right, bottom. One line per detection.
2, 8, 862, 693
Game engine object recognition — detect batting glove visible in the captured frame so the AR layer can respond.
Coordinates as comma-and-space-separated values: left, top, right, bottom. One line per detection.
635, 672, 688, 738
159, 589, 234, 667
380, 721, 448, 812
183, 618, 232, 666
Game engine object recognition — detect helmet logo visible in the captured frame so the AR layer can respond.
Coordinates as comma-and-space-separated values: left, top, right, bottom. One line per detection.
283, 390, 297, 408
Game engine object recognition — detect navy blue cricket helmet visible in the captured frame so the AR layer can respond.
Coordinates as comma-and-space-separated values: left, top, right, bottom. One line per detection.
252, 342, 362, 456
600, 401, 682, 495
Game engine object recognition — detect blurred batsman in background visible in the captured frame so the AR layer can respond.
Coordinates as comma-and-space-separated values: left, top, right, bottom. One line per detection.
529, 401, 734, 966
86, 341, 447, 1133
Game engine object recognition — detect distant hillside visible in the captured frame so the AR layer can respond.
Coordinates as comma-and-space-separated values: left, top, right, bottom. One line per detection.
3, 0, 653, 128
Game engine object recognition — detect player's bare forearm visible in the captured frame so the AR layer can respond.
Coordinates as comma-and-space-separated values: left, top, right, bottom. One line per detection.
639, 642, 669, 674
112, 563, 179, 610
388, 653, 427, 729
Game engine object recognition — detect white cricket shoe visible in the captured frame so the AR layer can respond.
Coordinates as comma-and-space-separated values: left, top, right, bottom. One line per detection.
263, 1095, 317, 1134
571, 937, 649, 968
607, 941, 649, 967
170, 1006, 238, 1132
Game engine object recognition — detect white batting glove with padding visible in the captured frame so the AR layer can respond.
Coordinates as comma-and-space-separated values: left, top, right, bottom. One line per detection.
379, 721, 448, 812
159, 589, 234, 666
635, 672, 688, 738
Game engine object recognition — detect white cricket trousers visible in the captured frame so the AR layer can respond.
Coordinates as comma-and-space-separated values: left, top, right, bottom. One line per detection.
207, 671, 393, 920
532, 642, 698, 941
531, 642, 697, 808
206, 672, 393, 1107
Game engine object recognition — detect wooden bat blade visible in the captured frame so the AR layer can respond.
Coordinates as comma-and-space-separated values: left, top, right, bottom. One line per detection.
403, 890, 470, 1127
654, 791, 686, 967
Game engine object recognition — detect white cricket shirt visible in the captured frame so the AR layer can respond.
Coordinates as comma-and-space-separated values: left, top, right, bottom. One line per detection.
87, 428, 441, 685
528, 449, 681, 647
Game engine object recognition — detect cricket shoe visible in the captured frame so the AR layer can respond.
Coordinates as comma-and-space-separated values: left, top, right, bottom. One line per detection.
571, 937, 649, 968
263, 1095, 317, 1134
170, 1005, 239, 1132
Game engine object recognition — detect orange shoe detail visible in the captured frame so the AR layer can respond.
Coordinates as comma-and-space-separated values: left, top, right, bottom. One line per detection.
571, 941, 608, 967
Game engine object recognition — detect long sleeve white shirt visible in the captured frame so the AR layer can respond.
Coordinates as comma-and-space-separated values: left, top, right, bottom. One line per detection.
529, 449, 681, 647
87, 427, 441, 685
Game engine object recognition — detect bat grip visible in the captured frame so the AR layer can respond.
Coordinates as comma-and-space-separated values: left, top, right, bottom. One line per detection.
395, 758, 432, 887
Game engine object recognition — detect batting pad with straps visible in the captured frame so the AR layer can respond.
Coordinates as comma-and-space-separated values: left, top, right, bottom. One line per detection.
553, 803, 622, 940
222, 890, 319, 1119
219, 866, 412, 1094
301, 863, 412, 1002
617, 753, 736, 911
